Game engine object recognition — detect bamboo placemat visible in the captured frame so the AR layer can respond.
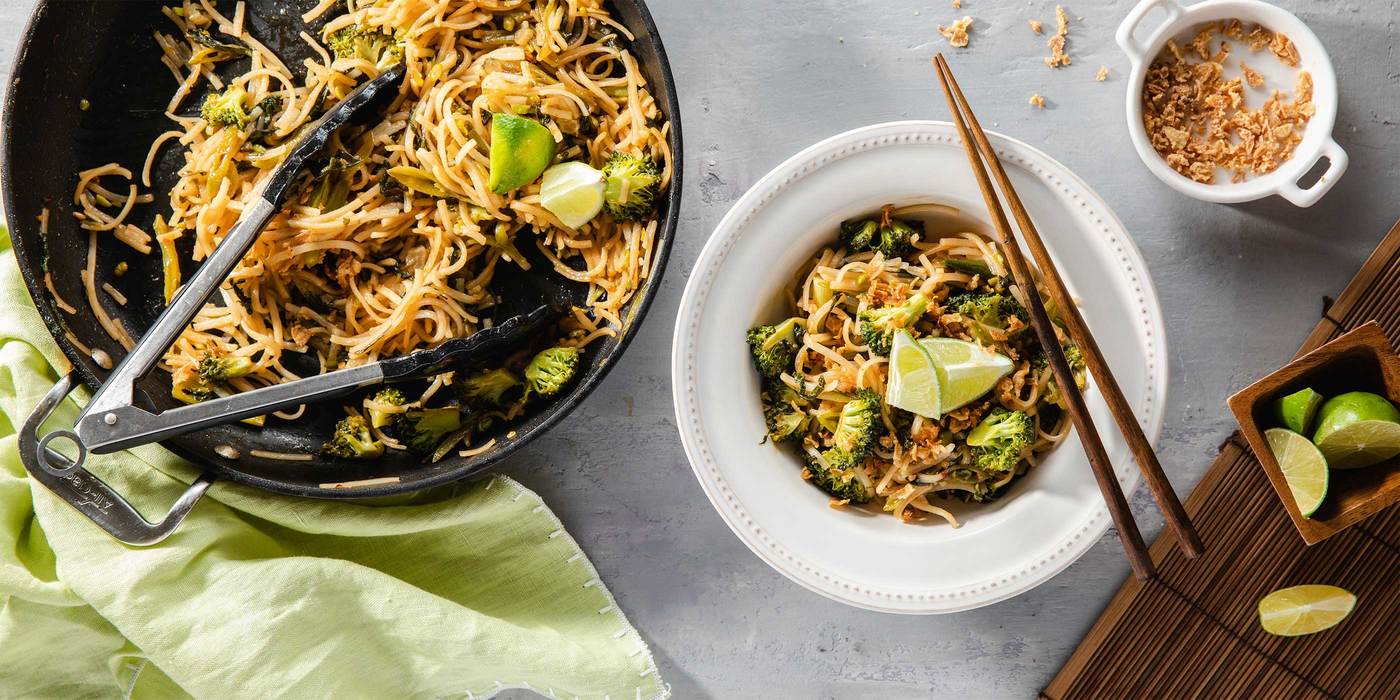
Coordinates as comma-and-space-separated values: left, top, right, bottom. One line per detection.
1043, 219, 1400, 700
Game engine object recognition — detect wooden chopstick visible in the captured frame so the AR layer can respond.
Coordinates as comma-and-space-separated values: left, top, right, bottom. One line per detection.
932, 54, 1154, 580
933, 54, 1205, 562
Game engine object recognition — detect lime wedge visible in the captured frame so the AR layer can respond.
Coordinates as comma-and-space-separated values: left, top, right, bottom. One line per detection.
1312, 391, 1400, 469
540, 162, 605, 228
1258, 585, 1355, 636
1264, 428, 1329, 517
489, 113, 556, 193
919, 337, 1014, 414
886, 331, 941, 418
1272, 388, 1323, 434
1314, 420, 1400, 470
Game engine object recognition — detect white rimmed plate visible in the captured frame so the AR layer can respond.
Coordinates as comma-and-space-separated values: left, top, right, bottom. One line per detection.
672, 121, 1168, 614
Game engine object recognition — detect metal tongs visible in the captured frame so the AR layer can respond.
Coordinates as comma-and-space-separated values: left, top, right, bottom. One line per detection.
30, 63, 559, 469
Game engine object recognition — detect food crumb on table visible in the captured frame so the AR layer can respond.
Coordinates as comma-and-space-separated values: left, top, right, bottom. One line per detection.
1029, 19, 1043, 35
939, 16, 974, 48
1029, 93, 1046, 108
1044, 5, 1071, 68
952, 0, 961, 8
1095, 65, 1109, 81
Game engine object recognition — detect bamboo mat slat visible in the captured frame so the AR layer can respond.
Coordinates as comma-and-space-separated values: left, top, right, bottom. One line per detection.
1043, 219, 1400, 700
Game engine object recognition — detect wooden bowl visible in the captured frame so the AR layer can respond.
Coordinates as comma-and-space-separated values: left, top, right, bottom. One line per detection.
1228, 322, 1400, 544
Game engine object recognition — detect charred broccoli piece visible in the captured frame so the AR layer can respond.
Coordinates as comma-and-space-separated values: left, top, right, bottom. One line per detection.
395, 407, 462, 455
188, 27, 251, 64
307, 150, 363, 211
525, 347, 581, 399
837, 215, 921, 257
876, 218, 919, 258
857, 294, 929, 356
949, 292, 1027, 345
323, 415, 385, 459
172, 377, 216, 405
602, 152, 662, 220
461, 368, 522, 407
197, 353, 254, 384
839, 219, 880, 252
327, 25, 405, 69
942, 257, 993, 278
966, 408, 1033, 474
822, 388, 882, 469
763, 383, 813, 444
804, 452, 873, 504
201, 85, 251, 128
367, 387, 407, 429
746, 318, 804, 380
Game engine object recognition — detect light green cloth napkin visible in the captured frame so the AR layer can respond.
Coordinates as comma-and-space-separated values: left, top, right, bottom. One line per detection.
0, 229, 666, 700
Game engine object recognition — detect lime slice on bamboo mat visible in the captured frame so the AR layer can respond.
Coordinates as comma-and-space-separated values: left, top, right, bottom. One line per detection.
1271, 388, 1323, 434
540, 162, 605, 228
918, 337, 1013, 414
1264, 428, 1329, 518
489, 113, 556, 193
1258, 585, 1355, 637
887, 331, 941, 418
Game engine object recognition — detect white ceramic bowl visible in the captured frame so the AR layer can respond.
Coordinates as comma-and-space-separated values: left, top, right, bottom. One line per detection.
672, 122, 1168, 613
1116, 0, 1346, 207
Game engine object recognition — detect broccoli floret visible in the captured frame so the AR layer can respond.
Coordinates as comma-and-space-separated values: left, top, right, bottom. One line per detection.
323, 415, 385, 459
763, 383, 813, 444
201, 85, 251, 128
172, 377, 216, 404
942, 257, 993, 278
1035, 344, 1087, 408
876, 218, 920, 258
837, 216, 921, 258
188, 27, 251, 64
966, 408, 1033, 474
804, 452, 873, 504
839, 219, 880, 252
367, 387, 407, 429
824, 388, 882, 467
197, 353, 254, 384
461, 368, 522, 407
602, 152, 661, 220
395, 407, 462, 454
327, 25, 405, 69
857, 294, 929, 356
950, 292, 1027, 345
525, 347, 581, 399
746, 318, 804, 380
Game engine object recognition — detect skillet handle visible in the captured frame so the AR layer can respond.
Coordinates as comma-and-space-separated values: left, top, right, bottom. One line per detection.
19, 372, 213, 546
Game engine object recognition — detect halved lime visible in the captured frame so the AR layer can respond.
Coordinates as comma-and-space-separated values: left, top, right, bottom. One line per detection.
1264, 428, 1329, 517
1272, 388, 1323, 434
540, 162, 605, 228
886, 331, 941, 418
1258, 584, 1355, 636
918, 337, 1013, 414
1312, 391, 1400, 469
489, 113, 556, 193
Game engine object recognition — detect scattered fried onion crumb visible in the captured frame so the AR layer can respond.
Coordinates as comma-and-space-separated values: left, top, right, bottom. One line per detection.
1142, 22, 1315, 184
1029, 19, 1043, 35
952, 0, 961, 7
1044, 5, 1071, 68
1096, 66, 1109, 81
1029, 94, 1046, 109
939, 16, 974, 48
1240, 61, 1264, 87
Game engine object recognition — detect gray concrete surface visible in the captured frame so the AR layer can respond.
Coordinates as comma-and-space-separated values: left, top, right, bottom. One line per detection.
2, 1, 1396, 697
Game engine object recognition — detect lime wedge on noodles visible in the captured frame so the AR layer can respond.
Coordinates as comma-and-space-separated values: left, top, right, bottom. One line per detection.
1312, 391, 1400, 469
1272, 388, 1323, 434
1258, 585, 1355, 637
540, 162, 605, 229
887, 331, 941, 418
489, 113, 556, 194
918, 337, 1014, 414
1264, 428, 1328, 517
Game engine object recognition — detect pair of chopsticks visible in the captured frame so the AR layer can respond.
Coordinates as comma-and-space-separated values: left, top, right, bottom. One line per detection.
932, 54, 1204, 580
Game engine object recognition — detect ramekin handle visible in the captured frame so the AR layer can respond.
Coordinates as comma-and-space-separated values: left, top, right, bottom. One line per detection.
1277, 139, 1348, 208
1116, 0, 1186, 64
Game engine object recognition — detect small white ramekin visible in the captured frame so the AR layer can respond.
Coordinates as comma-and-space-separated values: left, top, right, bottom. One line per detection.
1116, 0, 1346, 207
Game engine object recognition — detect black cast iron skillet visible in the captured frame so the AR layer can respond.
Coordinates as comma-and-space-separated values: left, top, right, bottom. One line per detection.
3, 1, 680, 526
